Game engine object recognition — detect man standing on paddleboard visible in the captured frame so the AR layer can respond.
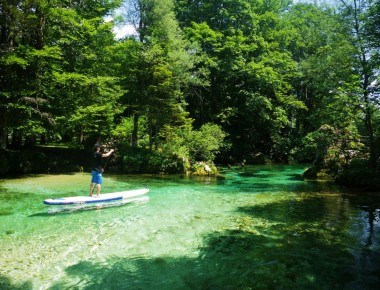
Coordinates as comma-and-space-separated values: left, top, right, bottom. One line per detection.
89, 145, 114, 197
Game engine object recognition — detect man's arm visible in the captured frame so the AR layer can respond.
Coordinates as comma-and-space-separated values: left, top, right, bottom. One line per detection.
102, 149, 114, 157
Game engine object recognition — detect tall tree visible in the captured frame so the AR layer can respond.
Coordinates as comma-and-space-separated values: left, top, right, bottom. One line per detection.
0, 0, 123, 149
365, 0, 380, 49
121, 0, 193, 148
0, 0, 60, 148
46, 3, 122, 145
337, 0, 380, 166
283, 3, 357, 132
176, 0, 305, 162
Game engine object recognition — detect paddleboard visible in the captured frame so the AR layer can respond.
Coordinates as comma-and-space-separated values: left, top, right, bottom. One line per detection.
44, 188, 149, 205
47, 196, 149, 214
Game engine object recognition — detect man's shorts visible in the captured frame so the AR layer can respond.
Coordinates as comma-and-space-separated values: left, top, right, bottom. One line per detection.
91, 170, 103, 184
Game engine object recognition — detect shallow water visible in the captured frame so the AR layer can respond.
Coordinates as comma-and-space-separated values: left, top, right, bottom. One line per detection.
0, 165, 379, 289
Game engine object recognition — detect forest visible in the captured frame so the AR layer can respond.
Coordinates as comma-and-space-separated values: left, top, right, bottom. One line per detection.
0, 0, 379, 187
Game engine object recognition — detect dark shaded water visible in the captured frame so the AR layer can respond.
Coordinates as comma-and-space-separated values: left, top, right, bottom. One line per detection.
0, 164, 379, 289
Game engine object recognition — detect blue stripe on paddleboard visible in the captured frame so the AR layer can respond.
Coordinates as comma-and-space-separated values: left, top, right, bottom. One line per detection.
44, 196, 124, 205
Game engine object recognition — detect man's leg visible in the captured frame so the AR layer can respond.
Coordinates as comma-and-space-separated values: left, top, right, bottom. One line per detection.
89, 183, 94, 196
96, 184, 101, 197
90, 170, 97, 196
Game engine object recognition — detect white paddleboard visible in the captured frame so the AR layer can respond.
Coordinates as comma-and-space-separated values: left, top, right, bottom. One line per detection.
44, 188, 149, 205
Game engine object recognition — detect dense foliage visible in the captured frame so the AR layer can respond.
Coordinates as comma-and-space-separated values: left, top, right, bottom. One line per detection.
0, 0, 379, 180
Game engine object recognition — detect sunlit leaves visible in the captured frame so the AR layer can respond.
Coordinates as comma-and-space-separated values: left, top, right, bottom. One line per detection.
0, 53, 29, 68
185, 123, 226, 161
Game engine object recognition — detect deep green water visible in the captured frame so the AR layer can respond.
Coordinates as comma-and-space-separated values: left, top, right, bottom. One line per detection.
0, 164, 379, 290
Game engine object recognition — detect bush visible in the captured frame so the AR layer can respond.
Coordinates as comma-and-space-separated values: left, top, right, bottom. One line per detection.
117, 122, 226, 174
186, 123, 226, 162
335, 159, 380, 189
121, 147, 189, 174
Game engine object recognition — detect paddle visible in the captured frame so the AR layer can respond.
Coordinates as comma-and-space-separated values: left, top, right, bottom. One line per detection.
103, 151, 112, 171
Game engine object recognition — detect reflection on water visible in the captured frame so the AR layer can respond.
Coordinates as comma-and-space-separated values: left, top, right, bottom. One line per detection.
0, 165, 379, 289
30, 196, 150, 216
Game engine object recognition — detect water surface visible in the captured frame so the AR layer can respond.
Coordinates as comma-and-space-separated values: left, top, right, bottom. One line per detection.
0, 165, 379, 289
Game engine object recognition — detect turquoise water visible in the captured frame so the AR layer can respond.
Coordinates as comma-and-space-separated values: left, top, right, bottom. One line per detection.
0, 164, 379, 289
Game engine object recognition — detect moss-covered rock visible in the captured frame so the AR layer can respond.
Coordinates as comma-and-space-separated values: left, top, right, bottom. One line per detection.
191, 162, 218, 176
302, 166, 332, 179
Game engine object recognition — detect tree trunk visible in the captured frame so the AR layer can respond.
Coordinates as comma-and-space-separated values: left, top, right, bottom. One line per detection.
40, 134, 46, 145
360, 37, 376, 167
363, 89, 376, 167
132, 113, 139, 148
148, 116, 153, 150
79, 126, 84, 144
24, 135, 37, 147
0, 107, 7, 150
11, 129, 22, 148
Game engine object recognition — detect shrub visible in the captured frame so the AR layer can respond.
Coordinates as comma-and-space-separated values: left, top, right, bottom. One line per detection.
335, 159, 380, 189
186, 123, 226, 162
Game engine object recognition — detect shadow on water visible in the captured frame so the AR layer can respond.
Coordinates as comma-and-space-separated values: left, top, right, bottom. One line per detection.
229, 178, 339, 194
235, 195, 380, 290
42, 196, 380, 290
0, 275, 32, 290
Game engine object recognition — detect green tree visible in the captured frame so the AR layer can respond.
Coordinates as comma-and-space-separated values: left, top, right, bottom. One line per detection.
365, 0, 380, 49
335, 0, 379, 167
177, 0, 305, 162
0, 0, 61, 148
121, 0, 193, 149
186, 123, 226, 162
0, 0, 123, 149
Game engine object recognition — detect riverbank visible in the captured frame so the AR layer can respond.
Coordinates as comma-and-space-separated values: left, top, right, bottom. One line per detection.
0, 147, 216, 177
1, 147, 379, 192
303, 161, 380, 192
0, 147, 90, 176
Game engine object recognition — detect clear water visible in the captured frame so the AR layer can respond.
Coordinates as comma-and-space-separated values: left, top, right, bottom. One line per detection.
0, 164, 379, 290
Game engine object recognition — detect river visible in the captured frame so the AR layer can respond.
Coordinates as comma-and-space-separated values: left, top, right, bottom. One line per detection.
0, 164, 379, 289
